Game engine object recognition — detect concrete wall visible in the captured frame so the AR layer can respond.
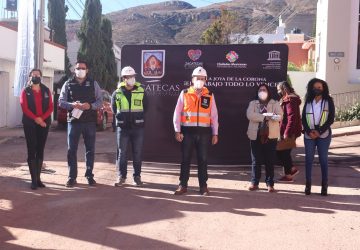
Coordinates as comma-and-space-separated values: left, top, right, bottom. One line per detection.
316, 0, 360, 95
288, 71, 316, 99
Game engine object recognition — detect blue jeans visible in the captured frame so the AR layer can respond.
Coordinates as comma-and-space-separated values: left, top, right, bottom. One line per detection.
117, 127, 144, 178
304, 133, 331, 183
180, 133, 210, 187
67, 122, 96, 179
250, 138, 277, 186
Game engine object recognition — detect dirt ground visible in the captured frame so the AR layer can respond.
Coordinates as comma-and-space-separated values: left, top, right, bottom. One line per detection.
0, 127, 359, 250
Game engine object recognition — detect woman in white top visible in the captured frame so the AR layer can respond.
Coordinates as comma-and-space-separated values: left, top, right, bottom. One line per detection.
302, 78, 335, 196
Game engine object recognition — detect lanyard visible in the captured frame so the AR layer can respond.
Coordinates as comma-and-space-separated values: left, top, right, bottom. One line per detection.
310, 98, 324, 126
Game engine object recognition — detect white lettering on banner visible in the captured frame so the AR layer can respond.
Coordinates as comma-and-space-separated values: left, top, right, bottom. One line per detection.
143, 76, 277, 96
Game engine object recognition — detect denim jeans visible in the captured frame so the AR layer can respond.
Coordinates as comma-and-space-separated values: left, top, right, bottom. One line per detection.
250, 138, 277, 186
180, 133, 210, 188
304, 133, 332, 183
67, 122, 96, 179
117, 127, 144, 178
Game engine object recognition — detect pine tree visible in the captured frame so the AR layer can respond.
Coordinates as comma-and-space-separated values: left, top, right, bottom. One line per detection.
77, 0, 105, 87
200, 10, 235, 45
100, 18, 119, 92
47, 0, 71, 76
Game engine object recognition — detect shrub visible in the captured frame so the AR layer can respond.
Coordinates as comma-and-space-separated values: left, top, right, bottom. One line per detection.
335, 102, 360, 121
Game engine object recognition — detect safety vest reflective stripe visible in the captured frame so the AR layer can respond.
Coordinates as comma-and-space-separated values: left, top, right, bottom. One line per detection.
305, 100, 329, 128
180, 122, 211, 127
180, 87, 212, 128
117, 109, 143, 113
181, 112, 210, 117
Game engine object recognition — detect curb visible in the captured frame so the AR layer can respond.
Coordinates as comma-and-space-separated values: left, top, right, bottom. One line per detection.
332, 130, 360, 138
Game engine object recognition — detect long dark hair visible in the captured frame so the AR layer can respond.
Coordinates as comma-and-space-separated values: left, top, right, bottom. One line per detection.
255, 83, 272, 102
305, 78, 331, 103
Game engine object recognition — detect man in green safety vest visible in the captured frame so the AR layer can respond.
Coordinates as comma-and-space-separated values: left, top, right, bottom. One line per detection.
111, 66, 147, 187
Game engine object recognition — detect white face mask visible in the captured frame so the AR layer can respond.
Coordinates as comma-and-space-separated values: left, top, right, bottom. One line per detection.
126, 77, 135, 86
258, 91, 268, 101
75, 69, 87, 79
193, 80, 205, 89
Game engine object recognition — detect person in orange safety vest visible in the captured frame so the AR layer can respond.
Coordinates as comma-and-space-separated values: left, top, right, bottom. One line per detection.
173, 66, 219, 196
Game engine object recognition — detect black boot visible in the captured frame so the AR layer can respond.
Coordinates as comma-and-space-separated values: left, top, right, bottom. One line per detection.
305, 181, 311, 195
28, 159, 38, 190
321, 181, 328, 196
37, 158, 46, 188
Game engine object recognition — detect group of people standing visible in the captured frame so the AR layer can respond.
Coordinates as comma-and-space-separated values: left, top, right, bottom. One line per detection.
246, 78, 334, 195
20, 63, 335, 196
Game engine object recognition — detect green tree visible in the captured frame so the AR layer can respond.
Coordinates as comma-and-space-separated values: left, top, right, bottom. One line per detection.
77, 0, 105, 87
200, 9, 235, 45
47, 0, 71, 76
100, 18, 118, 91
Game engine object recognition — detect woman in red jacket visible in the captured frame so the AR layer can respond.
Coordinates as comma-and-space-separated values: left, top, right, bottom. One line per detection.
276, 81, 302, 183
20, 69, 53, 190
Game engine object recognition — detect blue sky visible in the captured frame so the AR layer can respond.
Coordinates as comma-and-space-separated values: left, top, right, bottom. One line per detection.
0, 0, 228, 21
61, 0, 228, 20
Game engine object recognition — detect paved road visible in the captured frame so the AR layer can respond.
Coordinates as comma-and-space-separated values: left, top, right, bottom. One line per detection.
0, 128, 359, 249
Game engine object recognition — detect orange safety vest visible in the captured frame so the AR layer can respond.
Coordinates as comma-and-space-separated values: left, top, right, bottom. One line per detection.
181, 86, 212, 127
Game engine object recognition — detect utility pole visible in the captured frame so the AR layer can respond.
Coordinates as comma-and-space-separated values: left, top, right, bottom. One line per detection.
34, 0, 45, 70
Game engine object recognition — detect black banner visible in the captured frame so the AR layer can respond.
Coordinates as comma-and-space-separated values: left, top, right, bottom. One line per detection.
121, 44, 288, 165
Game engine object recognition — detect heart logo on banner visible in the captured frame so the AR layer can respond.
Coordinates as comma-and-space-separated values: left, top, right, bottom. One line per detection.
188, 49, 202, 61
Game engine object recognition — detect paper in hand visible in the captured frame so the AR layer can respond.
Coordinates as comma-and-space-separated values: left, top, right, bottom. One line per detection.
72, 108, 83, 119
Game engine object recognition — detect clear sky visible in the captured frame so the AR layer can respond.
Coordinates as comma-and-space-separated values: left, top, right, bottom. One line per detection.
62, 0, 228, 20
0, 0, 228, 21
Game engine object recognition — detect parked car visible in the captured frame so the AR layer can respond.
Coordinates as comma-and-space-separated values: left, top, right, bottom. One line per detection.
57, 90, 114, 131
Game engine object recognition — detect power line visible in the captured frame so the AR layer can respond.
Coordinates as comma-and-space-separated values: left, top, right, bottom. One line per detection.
66, 0, 82, 18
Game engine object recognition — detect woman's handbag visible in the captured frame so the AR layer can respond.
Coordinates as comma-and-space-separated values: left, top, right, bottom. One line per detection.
276, 137, 296, 151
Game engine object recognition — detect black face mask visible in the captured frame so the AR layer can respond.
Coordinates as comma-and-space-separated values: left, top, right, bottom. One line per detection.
313, 88, 323, 96
31, 76, 41, 84
277, 91, 283, 97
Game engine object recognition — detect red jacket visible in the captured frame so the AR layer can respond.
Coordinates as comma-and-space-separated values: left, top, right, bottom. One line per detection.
280, 94, 302, 138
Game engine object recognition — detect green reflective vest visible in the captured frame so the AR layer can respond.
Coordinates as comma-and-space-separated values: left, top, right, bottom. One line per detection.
305, 99, 329, 139
115, 82, 145, 128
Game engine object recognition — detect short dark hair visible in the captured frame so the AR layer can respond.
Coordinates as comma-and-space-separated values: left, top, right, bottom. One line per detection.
75, 60, 88, 68
255, 83, 272, 102
305, 78, 331, 103
28, 68, 42, 77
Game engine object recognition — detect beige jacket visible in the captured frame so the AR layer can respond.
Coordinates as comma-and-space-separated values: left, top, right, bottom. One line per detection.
246, 99, 283, 141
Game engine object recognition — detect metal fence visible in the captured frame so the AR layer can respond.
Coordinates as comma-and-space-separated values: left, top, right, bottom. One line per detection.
332, 91, 360, 112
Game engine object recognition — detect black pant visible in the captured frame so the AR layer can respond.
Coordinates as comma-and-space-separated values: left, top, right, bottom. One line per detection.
250, 138, 277, 186
23, 124, 49, 164
180, 133, 210, 188
277, 149, 293, 175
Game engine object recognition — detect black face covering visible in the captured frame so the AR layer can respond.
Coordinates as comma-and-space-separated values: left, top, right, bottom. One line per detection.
313, 88, 323, 96
31, 76, 41, 84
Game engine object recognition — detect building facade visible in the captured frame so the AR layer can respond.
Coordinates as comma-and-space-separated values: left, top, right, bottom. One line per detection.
316, 0, 360, 95
0, 22, 64, 127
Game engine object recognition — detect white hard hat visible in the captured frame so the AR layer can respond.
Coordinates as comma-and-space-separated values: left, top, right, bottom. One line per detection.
192, 66, 207, 78
121, 66, 136, 77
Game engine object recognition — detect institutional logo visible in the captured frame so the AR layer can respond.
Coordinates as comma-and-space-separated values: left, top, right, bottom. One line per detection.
141, 50, 165, 78
226, 51, 239, 63
187, 49, 202, 61
267, 50, 281, 61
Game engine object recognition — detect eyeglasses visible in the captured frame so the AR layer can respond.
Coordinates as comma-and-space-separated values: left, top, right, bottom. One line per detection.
76, 68, 87, 70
